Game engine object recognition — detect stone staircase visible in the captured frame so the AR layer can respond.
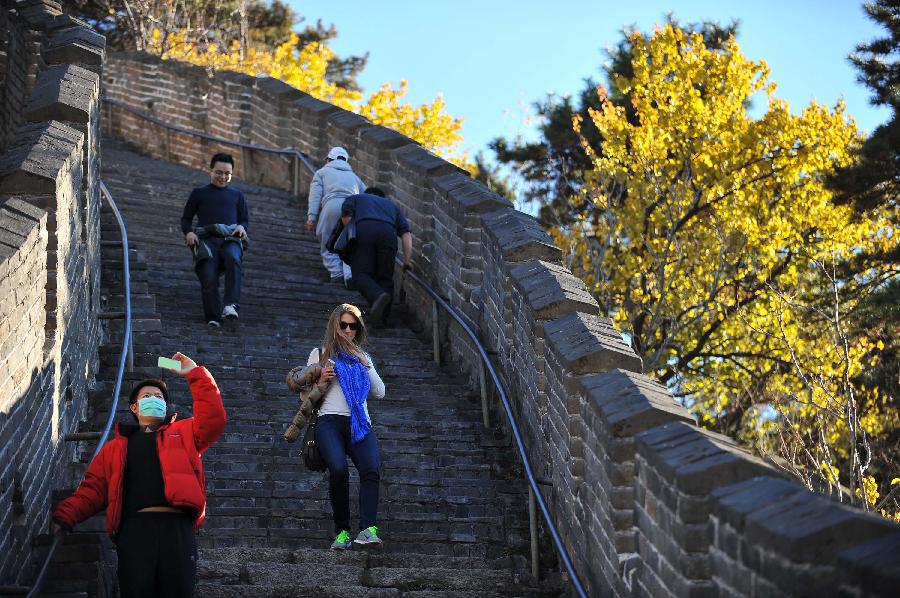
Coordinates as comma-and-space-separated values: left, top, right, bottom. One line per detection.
50, 138, 564, 597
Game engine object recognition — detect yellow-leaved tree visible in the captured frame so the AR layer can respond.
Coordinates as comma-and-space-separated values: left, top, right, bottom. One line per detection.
562, 24, 899, 512
149, 30, 464, 160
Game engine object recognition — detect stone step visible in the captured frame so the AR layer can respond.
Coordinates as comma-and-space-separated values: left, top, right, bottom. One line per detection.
99, 292, 157, 312
191, 546, 558, 597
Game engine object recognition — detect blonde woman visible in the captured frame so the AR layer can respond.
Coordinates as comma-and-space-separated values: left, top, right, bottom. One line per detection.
308, 303, 386, 550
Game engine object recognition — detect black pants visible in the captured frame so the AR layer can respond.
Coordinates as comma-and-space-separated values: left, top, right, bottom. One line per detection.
195, 237, 242, 322
116, 512, 197, 598
348, 220, 397, 314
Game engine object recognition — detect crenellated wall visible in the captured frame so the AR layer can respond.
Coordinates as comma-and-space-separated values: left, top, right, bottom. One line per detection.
0, 0, 104, 585
104, 52, 900, 597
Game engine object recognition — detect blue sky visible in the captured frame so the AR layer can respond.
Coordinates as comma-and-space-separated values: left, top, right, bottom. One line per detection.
293, 1, 891, 158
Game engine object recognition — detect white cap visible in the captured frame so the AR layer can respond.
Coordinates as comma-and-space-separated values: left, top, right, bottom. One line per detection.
327, 146, 349, 161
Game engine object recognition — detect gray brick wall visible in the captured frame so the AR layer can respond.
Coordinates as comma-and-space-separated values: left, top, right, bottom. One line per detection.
103, 52, 900, 598
0, 0, 103, 585
0, 0, 31, 151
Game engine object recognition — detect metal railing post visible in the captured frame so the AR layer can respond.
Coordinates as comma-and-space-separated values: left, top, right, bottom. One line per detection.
529, 486, 539, 580
432, 299, 440, 365
479, 363, 490, 429
292, 154, 299, 197
127, 331, 134, 372
105, 100, 112, 136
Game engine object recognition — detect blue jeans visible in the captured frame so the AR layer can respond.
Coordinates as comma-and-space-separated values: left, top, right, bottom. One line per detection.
195, 238, 242, 322
315, 414, 381, 534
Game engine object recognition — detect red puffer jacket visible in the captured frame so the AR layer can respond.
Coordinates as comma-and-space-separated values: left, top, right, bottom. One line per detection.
53, 366, 226, 536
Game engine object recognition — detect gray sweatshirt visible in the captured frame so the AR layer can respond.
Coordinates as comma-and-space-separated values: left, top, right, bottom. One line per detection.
307, 160, 365, 221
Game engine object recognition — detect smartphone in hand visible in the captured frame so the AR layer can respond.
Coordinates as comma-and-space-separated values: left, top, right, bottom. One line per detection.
158, 356, 182, 372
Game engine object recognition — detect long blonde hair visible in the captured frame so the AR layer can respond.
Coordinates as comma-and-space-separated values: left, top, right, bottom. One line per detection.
320, 304, 368, 363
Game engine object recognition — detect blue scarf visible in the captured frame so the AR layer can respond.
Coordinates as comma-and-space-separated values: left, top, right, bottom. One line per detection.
333, 351, 371, 444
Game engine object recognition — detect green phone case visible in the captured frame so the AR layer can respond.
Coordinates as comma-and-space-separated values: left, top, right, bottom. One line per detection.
157, 356, 182, 372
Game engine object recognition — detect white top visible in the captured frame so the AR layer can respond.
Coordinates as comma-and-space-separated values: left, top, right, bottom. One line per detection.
306, 160, 365, 220
307, 348, 386, 418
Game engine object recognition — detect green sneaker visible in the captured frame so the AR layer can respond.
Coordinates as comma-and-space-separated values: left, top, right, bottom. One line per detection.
331, 530, 352, 550
354, 526, 383, 549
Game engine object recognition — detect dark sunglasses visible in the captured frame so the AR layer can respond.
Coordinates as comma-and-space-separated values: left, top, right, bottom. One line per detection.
339, 321, 360, 331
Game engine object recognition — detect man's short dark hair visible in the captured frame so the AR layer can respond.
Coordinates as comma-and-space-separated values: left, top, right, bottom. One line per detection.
129, 379, 170, 405
365, 187, 386, 197
210, 153, 234, 169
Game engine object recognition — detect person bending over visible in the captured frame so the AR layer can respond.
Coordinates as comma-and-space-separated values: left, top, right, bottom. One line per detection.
340, 187, 412, 327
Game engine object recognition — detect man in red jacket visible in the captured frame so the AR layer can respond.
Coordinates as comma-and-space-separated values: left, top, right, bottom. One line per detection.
53, 352, 226, 598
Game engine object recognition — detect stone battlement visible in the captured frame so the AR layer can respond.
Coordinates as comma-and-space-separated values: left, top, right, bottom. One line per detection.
0, 0, 104, 585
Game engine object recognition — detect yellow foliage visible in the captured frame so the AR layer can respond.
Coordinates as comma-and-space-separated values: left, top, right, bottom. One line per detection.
149, 30, 464, 158
856, 475, 879, 506
564, 24, 899, 511
359, 81, 463, 159
819, 462, 840, 487
881, 509, 900, 523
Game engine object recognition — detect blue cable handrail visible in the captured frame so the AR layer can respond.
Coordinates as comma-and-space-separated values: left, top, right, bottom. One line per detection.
101, 97, 589, 597
23, 181, 133, 598
92, 181, 134, 461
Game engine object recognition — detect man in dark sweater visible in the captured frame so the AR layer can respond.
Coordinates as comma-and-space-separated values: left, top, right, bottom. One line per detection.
181, 153, 249, 326
341, 187, 413, 327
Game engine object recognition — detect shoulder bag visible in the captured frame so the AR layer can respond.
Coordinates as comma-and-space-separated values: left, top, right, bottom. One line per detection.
301, 407, 326, 472
301, 347, 327, 472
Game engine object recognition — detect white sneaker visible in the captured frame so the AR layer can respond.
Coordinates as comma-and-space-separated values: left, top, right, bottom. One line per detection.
353, 526, 383, 549
208, 320, 221, 328
222, 304, 239, 319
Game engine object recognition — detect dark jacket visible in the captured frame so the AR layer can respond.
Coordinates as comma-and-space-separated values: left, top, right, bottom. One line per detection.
191, 224, 250, 266
341, 192, 410, 236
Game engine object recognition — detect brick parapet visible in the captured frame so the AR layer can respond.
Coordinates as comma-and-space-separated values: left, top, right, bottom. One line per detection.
709, 476, 900, 597
0, 0, 103, 585
102, 52, 900, 598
